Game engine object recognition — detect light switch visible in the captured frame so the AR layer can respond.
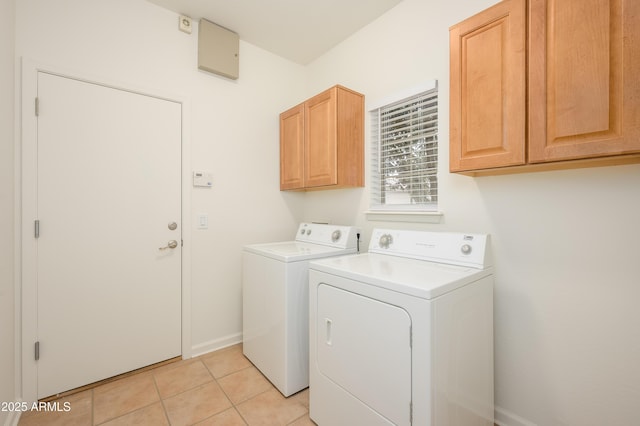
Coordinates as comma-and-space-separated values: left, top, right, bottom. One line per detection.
197, 214, 208, 229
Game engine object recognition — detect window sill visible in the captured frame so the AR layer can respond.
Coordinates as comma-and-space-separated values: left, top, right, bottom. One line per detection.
364, 210, 443, 224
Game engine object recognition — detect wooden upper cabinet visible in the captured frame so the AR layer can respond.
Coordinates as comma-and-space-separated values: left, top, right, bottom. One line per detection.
528, 0, 640, 162
280, 85, 364, 191
305, 89, 338, 188
449, 0, 526, 172
450, 0, 640, 175
279, 104, 305, 190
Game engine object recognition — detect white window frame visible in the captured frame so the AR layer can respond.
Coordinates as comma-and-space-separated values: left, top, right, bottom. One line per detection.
366, 81, 442, 223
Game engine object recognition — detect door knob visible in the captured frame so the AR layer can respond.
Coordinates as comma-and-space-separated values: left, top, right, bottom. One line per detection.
159, 240, 178, 250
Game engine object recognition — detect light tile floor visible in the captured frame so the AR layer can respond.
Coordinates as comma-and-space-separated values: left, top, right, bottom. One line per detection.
19, 344, 315, 426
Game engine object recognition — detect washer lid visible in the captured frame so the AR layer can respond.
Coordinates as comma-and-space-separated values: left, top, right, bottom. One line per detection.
243, 241, 356, 262
309, 253, 492, 299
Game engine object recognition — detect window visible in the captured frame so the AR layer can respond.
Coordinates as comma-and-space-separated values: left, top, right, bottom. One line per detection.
370, 84, 438, 212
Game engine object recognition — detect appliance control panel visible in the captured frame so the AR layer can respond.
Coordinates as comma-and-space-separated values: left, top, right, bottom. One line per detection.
369, 229, 491, 269
295, 223, 359, 249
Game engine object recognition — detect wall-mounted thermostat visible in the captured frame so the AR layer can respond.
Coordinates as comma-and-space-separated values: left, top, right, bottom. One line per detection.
193, 171, 213, 187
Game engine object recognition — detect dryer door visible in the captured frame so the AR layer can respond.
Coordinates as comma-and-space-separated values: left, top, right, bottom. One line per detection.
317, 284, 412, 425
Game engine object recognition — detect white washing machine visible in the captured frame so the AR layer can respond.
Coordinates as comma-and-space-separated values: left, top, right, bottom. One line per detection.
242, 222, 359, 397
309, 229, 494, 426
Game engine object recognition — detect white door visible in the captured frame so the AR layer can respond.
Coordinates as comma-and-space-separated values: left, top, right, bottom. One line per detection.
316, 284, 412, 425
35, 72, 182, 398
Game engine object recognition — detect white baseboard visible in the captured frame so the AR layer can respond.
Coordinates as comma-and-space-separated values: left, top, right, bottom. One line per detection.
495, 406, 537, 426
190, 332, 243, 358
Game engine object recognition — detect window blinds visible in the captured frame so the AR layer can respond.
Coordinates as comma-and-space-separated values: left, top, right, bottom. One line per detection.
371, 88, 438, 210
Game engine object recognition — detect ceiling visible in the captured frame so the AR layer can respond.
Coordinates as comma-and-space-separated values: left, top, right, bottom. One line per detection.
146, 0, 403, 65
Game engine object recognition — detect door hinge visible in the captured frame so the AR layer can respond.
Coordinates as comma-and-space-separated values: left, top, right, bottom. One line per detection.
34, 341, 40, 361
34, 220, 40, 239
35, 97, 39, 116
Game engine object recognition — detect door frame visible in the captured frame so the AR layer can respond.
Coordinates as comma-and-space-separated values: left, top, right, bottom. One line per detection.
18, 58, 192, 404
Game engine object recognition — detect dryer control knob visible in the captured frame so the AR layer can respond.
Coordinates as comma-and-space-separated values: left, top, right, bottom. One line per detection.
379, 234, 393, 249
461, 244, 472, 255
331, 230, 342, 242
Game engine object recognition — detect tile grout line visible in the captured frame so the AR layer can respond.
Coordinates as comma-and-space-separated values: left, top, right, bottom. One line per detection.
151, 368, 173, 426
201, 359, 251, 425
156, 359, 243, 425
198, 353, 307, 426
287, 412, 309, 426
93, 389, 161, 425
195, 360, 235, 425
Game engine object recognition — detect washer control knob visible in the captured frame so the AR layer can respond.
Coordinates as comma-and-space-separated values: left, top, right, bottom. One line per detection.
461, 244, 472, 255
331, 230, 342, 242
300, 229, 305, 235
379, 234, 393, 249
306, 229, 311, 235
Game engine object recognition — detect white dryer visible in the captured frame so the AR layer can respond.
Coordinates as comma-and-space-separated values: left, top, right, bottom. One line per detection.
309, 229, 494, 425
242, 223, 359, 397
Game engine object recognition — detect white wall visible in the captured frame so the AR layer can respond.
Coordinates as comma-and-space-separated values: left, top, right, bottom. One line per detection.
0, 0, 16, 424
303, 0, 640, 425
14, 0, 307, 362
9, 0, 640, 425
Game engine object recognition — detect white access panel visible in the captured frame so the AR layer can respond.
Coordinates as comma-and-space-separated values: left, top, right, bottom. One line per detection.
198, 18, 239, 80
317, 284, 412, 426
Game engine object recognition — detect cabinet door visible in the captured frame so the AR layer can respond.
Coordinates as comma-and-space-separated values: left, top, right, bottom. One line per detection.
529, 0, 640, 162
305, 88, 338, 188
280, 104, 305, 190
449, 0, 526, 172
